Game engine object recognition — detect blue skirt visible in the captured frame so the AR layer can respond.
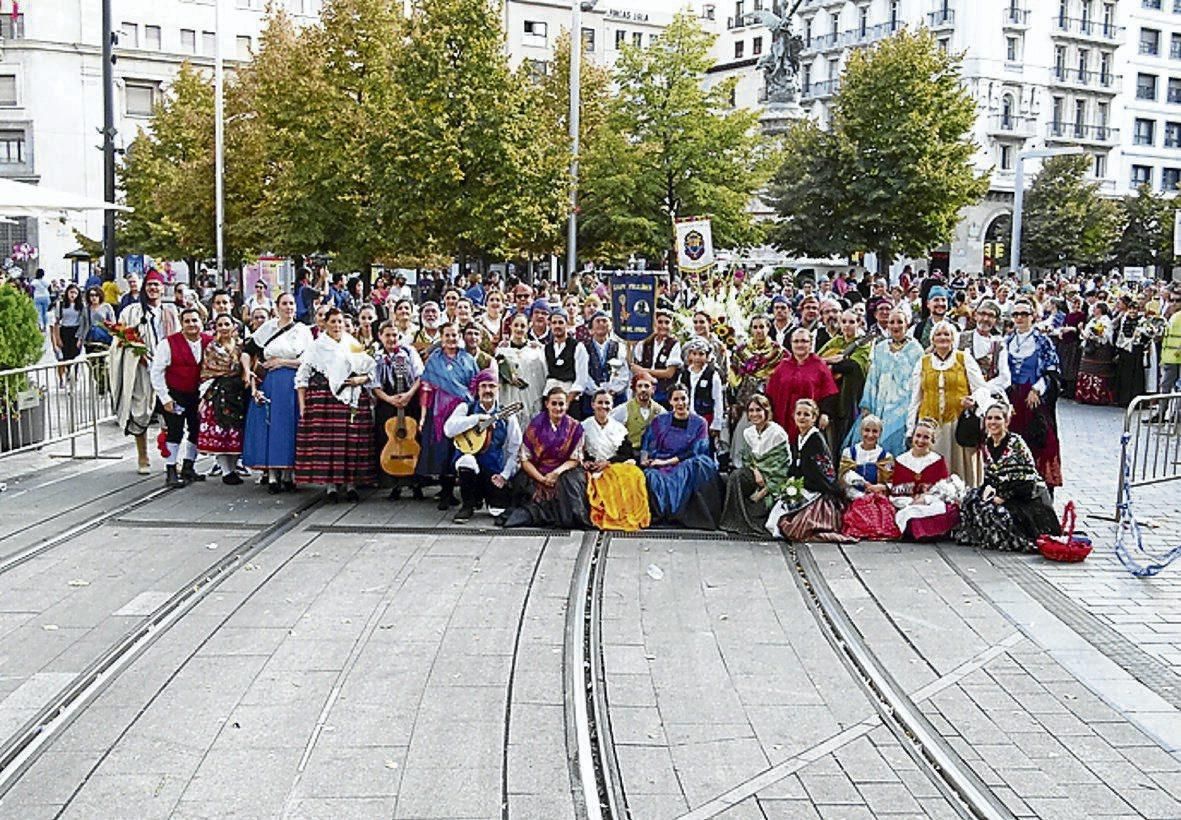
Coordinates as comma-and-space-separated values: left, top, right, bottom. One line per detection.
243, 366, 299, 469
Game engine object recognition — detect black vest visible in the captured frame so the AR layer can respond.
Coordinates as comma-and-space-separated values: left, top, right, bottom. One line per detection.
545, 337, 577, 382
679, 364, 717, 416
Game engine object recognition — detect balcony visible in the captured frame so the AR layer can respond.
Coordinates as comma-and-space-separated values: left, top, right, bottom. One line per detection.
987, 115, 1036, 138
1052, 16, 1123, 44
1046, 121, 1119, 146
803, 31, 840, 53
803, 78, 841, 100
1049, 67, 1120, 94
1002, 6, 1030, 28
927, 8, 955, 30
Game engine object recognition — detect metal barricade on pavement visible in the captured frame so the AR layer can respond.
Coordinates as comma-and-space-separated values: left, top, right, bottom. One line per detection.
1116, 391, 1181, 521
0, 351, 116, 461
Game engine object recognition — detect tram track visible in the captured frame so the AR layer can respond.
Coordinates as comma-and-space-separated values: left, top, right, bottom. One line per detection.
0, 491, 327, 802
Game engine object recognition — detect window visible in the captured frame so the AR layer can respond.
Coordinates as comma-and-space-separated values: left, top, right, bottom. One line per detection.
1000, 145, 1013, 171
802, 64, 811, 93
1052, 96, 1064, 126
828, 57, 839, 79
1094, 153, 1106, 179
1132, 164, 1153, 188
752, 36, 763, 55
1145, 0, 1163, 8
180, 29, 196, 53
632, 31, 642, 48
523, 20, 547, 42
804, 19, 812, 47
1170, 76, 1181, 102
829, 12, 838, 38
735, 0, 745, 20
121, 22, 139, 48
125, 83, 156, 117
236, 35, 251, 59
201, 30, 215, 56
1006, 36, 1018, 62
1058, 0, 1068, 26
1135, 118, 1157, 145
1082, 0, 1094, 24
937, 38, 949, 54
582, 27, 595, 52
1103, 3, 1115, 36
1166, 121, 1181, 147
703, 5, 716, 21
0, 130, 24, 163
1074, 99, 1087, 134
1142, 28, 1162, 56
1054, 46, 1066, 79
0, 75, 16, 106
858, 6, 868, 37
734, 40, 745, 58
1163, 167, 1181, 192
525, 60, 549, 83
615, 29, 625, 49
1173, 33, 1181, 59
144, 25, 160, 50
1098, 101, 1110, 126
1139, 72, 1159, 100
889, 0, 899, 28
1078, 48, 1089, 75
1001, 95, 1015, 128
1100, 52, 1112, 83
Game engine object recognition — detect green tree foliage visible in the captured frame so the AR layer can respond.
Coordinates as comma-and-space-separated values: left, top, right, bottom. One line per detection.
579, 11, 770, 266
768, 29, 987, 267
1114, 184, 1177, 271
1020, 154, 1122, 270
0, 283, 44, 411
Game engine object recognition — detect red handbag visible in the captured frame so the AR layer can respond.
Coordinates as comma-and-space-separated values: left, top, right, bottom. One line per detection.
1037, 501, 1092, 562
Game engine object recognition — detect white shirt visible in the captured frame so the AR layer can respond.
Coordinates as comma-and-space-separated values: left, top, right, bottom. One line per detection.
906, 350, 986, 437
1005, 330, 1048, 396
682, 364, 726, 431
443, 401, 522, 482
967, 331, 1012, 393
150, 334, 204, 405
574, 337, 630, 396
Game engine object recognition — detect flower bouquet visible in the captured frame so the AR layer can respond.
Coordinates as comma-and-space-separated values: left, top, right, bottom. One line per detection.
105, 322, 149, 359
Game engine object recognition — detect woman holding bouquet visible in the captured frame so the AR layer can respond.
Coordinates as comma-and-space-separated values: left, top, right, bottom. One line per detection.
721, 394, 790, 537
772, 399, 854, 543
1076, 302, 1116, 406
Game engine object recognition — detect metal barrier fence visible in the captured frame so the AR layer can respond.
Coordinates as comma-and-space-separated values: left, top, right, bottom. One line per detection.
1116, 392, 1181, 521
0, 350, 116, 461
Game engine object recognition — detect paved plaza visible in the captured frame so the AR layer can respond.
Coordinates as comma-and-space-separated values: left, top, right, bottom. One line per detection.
0, 399, 1179, 819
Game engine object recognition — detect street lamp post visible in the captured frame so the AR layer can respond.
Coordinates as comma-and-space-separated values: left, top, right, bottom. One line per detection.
1010, 145, 1085, 278
214, 0, 225, 283
101, 0, 116, 281
566, 0, 598, 285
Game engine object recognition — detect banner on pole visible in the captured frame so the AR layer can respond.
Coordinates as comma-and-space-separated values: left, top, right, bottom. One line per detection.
674, 216, 715, 273
609, 273, 657, 341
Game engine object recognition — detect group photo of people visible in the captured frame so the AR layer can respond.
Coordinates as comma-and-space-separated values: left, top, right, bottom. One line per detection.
93, 260, 1181, 554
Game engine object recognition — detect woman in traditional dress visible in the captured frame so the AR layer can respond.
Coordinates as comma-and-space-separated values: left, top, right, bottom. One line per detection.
641, 385, 722, 529
890, 418, 960, 541
294, 308, 377, 502
355, 304, 380, 353
818, 309, 872, 456
954, 398, 1061, 552
242, 292, 313, 493
1005, 299, 1064, 491
850, 309, 924, 457
500, 387, 587, 528
390, 298, 417, 349
1053, 294, 1086, 400
417, 322, 479, 509
1113, 296, 1148, 407
581, 389, 650, 531
1076, 301, 1116, 406
574, 294, 603, 343
727, 315, 786, 466
372, 320, 424, 500
767, 327, 839, 439
479, 290, 506, 347
496, 312, 547, 428
906, 321, 986, 486
720, 394, 790, 537
772, 399, 855, 543
839, 414, 900, 541
197, 314, 248, 485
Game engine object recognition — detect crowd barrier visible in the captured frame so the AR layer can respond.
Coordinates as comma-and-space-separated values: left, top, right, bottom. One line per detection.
0, 351, 116, 462
1116, 391, 1181, 522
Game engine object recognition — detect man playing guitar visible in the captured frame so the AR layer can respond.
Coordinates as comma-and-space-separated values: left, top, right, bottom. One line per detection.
443, 370, 523, 523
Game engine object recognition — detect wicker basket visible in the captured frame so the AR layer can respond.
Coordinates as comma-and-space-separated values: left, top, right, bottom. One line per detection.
1037, 501, 1092, 563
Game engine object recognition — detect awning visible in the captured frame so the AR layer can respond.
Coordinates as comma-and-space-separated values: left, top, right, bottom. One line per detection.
0, 177, 131, 216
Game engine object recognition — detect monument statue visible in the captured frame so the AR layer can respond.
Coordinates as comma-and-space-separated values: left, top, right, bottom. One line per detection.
749, 0, 805, 108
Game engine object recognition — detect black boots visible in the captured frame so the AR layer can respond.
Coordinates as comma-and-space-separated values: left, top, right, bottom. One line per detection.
166, 465, 187, 488
180, 459, 205, 483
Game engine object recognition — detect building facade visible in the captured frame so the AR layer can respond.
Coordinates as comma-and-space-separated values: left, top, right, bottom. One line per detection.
704, 0, 1181, 275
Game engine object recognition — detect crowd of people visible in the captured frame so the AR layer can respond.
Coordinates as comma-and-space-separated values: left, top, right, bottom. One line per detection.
55, 260, 1181, 552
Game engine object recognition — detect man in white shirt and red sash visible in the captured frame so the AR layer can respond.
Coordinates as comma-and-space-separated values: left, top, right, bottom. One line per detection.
150, 308, 212, 487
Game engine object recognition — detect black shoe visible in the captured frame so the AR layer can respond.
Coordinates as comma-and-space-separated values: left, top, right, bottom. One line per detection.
181, 460, 205, 483
492, 513, 507, 527
326, 488, 339, 504
453, 506, 475, 523
282, 480, 296, 493
345, 488, 360, 503
268, 482, 282, 495
166, 465, 187, 488
387, 486, 403, 501
411, 486, 425, 501
222, 472, 243, 486
436, 493, 457, 511
259, 474, 270, 485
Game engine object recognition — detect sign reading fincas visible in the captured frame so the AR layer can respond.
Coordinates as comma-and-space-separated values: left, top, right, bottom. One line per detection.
674, 216, 715, 273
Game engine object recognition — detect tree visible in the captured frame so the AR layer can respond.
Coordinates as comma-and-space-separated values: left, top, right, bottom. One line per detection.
579, 11, 770, 266
1114, 184, 1177, 272
768, 29, 987, 269
1021, 154, 1122, 270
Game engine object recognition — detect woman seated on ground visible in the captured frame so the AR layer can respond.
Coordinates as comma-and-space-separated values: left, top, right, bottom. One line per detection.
954, 398, 1061, 552
641, 385, 722, 529
773, 399, 855, 543
580, 389, 650, 531
890, 418, 962, 541
720, 394, 790, 537
839, 414, 900, 541
500, 387, 586, 528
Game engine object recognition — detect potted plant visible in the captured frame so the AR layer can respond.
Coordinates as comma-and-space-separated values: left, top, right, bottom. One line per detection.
0, 282, 46, 451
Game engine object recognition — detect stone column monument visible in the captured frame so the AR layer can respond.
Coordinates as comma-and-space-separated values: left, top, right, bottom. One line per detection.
749, 0, 807, 134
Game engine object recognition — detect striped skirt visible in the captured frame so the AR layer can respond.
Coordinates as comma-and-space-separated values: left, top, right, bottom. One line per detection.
295, 373, 376, 487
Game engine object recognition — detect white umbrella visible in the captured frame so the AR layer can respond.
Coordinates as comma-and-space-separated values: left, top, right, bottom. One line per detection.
0, 177, 131, 216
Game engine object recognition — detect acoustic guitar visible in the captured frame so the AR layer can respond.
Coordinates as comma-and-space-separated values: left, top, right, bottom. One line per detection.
453, 403, 524, 456
379, 356, 420, 477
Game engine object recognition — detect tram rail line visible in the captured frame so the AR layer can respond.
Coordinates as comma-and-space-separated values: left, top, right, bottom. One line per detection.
790, 543, 1015, 820
0, 492, 326, 802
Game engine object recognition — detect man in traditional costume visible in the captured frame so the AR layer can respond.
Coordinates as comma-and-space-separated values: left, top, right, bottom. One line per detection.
630, 310, 683, 408
543, 310, 580, 400
912, 286, 951, 349
958, 300, 1010, 394
149, 308, 211, 488
572, 311, 629, 419
445, 371, 522, 524
110, 269, 179, 474
610, 373, 666, 451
